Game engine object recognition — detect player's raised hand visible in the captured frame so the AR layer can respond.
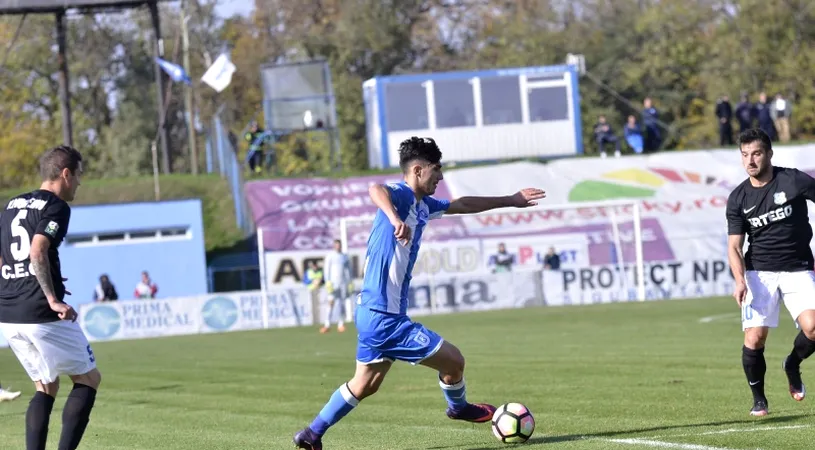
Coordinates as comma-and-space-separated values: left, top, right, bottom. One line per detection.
733, 282, 748, 307
391, 218, 412, 246
49, 301, 77, 322
510, 188, 546, 208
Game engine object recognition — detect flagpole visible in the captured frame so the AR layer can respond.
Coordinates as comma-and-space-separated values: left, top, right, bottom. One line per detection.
180, 0, 198, 175
149, 26, 183, 203
148, 0, 171, 174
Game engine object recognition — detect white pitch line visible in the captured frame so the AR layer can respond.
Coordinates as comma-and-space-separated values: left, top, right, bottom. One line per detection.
698, 313, 739, 323
604, 438, 746, 450
660, 424, 811, 438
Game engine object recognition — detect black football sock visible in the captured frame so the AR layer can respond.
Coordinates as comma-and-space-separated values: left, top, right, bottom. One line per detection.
742, 346, 767, 402
786, 331, 815, 368
26, 391, 55, 450
57, 384, 97, 450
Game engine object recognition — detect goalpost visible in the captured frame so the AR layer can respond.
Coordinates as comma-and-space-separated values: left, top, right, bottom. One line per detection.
339, 199, 646, 303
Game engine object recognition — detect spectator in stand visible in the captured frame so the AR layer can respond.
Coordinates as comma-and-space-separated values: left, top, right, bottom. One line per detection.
542, 247, 561, 270
735, 93, 755, 133
134, 271, 158, 299
624, 115, 644, 154
773, 93, 792, 143
594, 115, 621, 158
488, 243, 515, 273
715, 95, 733, 146
642, 97, 662, 152
94, 274, 119, 302
244, 121, 268, 173
755, 92, 778, 141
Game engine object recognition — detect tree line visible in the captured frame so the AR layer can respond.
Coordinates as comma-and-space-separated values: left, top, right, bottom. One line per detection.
0, 0, 812, 187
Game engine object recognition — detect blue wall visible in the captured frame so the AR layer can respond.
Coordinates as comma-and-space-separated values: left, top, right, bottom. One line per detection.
60, 199, 207, 306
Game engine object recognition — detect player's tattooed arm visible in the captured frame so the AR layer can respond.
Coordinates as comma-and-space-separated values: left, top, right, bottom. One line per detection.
30, 234, 58, 303
447, 188, 546, 215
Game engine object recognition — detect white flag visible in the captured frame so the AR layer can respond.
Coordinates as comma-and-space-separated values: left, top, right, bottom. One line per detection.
201, 53, 236, 93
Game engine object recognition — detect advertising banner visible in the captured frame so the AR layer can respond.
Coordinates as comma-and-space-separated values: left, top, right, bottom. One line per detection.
245, 174, 468, 253
249, 145, 815, 302
78, 287, 313, 343
265, 239, 485, 286
541, 258, 736, 306
405, 271, 541, 317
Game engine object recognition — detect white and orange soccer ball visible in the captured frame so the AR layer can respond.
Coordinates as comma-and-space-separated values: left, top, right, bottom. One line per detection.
491, 402, 535, 444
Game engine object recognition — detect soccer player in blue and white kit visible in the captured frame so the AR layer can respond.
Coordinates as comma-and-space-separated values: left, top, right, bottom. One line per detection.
293, 137, 546, 449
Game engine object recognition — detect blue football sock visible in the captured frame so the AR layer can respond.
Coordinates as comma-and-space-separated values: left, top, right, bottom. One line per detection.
309, 383, 359, 437
439, 376, 467, 409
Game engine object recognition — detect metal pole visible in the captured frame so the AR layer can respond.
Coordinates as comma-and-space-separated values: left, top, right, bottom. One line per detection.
148, 0, 171, 174
55, 10, 73, 147
151, 141, 161, 201
258, 228, 269, 329
633, 203, 646, 301
608, 209, 629, 294
180, 0, 198, 174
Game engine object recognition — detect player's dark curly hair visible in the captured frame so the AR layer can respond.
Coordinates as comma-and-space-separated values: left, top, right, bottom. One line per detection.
39, 145, 83, 181
398, 136, 442, 173
737, 128, 772, 154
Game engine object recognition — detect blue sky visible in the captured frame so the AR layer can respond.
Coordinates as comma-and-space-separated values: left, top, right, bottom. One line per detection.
214, 0, 253, 18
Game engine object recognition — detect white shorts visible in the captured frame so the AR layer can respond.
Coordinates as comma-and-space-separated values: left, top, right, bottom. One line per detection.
742, 270, 815, 330
0, 320, 97, 384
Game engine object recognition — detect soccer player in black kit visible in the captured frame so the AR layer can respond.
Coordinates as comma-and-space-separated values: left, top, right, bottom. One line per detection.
0, 146, 102, 450
726, 129, 815, 417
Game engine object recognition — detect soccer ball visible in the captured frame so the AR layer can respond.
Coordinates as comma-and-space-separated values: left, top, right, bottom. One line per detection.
491, 402, 535, 444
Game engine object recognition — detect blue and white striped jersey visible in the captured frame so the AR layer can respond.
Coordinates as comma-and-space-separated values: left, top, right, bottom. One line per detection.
359, 182, 450, 315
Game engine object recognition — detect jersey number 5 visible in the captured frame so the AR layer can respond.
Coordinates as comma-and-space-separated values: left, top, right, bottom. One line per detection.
9, 210, 31, 262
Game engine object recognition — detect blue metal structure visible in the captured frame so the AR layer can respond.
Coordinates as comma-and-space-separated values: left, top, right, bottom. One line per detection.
59, 199, 208, 306
363, 64, 583, 169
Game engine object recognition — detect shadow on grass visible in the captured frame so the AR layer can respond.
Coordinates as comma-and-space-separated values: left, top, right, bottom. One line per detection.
425, 413, 810, 449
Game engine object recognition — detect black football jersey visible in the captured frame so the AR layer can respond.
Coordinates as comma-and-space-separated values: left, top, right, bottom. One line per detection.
726, 166, 815, 272
0, 190, 70, 324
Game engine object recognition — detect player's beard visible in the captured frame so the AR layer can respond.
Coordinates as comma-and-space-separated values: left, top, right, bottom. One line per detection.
751, 163, 770, 179
67, 183, 79, 201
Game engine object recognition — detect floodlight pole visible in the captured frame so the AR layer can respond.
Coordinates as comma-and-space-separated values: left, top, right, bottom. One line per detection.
55, 10, 73, 147
148, 0, 171, 174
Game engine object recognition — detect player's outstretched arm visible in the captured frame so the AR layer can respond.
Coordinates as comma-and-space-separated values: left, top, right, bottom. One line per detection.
446, 188, 545, 215
30, 234, 75, 321
727, 234, 748, 307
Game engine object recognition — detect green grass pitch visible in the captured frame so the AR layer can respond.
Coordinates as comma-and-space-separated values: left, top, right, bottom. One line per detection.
1, 296, 812, 449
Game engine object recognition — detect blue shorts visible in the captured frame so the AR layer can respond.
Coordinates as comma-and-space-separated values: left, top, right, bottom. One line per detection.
355, 306, 444, 365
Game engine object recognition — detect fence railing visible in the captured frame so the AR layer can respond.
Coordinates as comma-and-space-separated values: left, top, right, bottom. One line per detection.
204, 109, 254, 235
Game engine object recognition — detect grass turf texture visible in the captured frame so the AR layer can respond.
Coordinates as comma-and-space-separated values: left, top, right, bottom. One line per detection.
1, 296, 812, 449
